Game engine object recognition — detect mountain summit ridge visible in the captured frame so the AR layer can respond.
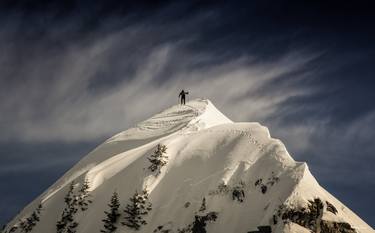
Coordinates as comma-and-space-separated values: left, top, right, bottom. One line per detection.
4, 99, 373, 233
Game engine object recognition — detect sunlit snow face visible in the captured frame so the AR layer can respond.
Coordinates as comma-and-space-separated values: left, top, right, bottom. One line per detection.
0, 0, 375, 228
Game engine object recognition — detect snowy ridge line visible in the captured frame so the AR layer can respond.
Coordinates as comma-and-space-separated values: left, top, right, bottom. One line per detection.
88, 123, 197, 192
44, 100, 207, 199
199, 127, 267, 152
41, 166, 94, 203
4, 98, 374, 233
18, 100, 209, 226
84, 99, 215, 193
105, 100, 203, 143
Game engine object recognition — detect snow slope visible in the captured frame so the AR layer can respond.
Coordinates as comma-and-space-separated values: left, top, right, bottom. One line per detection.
4, 99, 374, 233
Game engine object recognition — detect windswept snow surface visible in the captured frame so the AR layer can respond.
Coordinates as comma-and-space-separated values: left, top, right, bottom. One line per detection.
4, 99, 374, 233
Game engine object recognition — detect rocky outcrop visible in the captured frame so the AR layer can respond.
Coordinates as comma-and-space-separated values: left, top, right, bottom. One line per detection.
320, 220, 356, 233
276, 198, 357, 233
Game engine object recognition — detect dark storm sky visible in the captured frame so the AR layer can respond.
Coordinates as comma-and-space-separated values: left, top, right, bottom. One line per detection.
0, 0, 374, 228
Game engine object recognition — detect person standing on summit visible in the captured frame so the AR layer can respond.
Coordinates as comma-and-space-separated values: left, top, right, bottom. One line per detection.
179, 89, 189, 105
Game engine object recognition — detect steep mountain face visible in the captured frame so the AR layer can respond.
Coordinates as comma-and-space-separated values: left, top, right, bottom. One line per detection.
4, 99, 374, 233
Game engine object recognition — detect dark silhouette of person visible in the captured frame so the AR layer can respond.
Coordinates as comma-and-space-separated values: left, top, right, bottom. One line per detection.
179, 89, 189, 105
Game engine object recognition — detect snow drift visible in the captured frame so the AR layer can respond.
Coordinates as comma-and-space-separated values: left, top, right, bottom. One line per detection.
3, 99, 374, 233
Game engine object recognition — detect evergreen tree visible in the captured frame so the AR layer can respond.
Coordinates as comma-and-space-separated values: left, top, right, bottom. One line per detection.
56, 182, 79, 233
122, 190, 152, 230
77, 179, 92, 211
101, 192, 121, 233
199, 198, 206, 212
8, 226, 18, 233
191, 212, 218, 233
147, 144, 168, 176
18, 203, 43, 233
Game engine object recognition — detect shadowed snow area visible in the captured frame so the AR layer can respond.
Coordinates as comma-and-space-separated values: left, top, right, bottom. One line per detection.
4, 99, 373, 233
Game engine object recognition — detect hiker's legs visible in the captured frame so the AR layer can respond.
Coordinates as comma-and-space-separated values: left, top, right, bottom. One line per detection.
182, 97, 185, 105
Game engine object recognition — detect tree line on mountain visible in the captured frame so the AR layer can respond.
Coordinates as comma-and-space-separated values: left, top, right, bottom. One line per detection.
101, 189, 152, 233
2, 144, 167, 233
101, 143, 165, 232
2, 178, 92, 233
3, 203, 43, 233
56, 179, 93, 233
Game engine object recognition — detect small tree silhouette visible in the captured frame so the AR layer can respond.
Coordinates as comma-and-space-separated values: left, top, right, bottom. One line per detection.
122, 190, 152, 230
191, 212, 218, 233
199, 198, 206, 212
18, 203, 43, 233
101, 192, 121, 233
56, 182, 79, 233
8, 226, 18, 233
77, 179, 92, 211
147, 144, 168, 176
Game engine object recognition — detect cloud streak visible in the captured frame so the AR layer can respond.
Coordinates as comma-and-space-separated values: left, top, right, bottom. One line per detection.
0, 20, 319, 143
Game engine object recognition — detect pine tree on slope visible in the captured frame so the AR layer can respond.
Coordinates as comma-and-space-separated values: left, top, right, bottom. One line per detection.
56, 182, 79, 233
199, 198, 206, 212
147, 144, 168, 176
101, 192, 121, 233
18, 203, 43, 233
122, 190, 152, 231
77, 179, 92, 211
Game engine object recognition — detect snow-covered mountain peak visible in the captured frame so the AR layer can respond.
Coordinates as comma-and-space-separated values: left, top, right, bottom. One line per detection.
107, 98, 232, 143
3, 99, 374, 233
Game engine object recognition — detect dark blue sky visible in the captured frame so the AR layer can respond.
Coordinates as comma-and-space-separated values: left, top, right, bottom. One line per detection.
0, 0, 374, 228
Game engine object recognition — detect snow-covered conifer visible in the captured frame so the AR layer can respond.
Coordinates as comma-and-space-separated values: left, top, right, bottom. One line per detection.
77, 179, 92, 211
147, 144, 168, 176
122, 190, 152, 230
101, 192, 121, 233
56, 182, 79, 233
17, 203, 43, 233
199, 197, 206, 212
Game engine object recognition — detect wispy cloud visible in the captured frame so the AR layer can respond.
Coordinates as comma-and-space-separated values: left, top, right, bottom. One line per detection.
0, 21, 319, 142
